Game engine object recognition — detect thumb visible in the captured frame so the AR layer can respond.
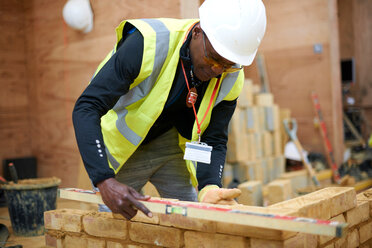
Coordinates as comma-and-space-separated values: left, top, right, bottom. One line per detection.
129, 187, 150, 200
218, 188, 241, 200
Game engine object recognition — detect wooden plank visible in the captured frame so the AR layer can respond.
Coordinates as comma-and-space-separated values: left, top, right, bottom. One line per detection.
58, 188, 348, 237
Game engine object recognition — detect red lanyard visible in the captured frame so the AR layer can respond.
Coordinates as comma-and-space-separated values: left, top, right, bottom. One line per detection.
181, 60, 221, 141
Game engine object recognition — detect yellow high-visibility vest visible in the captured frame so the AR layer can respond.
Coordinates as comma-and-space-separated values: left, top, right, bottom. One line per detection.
94, 18, 244, 187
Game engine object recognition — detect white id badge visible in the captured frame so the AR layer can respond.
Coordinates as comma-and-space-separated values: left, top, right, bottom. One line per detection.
183, 142, 213, 164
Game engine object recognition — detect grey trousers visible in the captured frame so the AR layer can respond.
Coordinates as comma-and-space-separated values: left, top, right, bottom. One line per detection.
96, 128, 197, 211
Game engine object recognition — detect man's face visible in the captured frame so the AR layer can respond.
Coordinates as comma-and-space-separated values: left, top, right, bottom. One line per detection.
189, 25, 239, 82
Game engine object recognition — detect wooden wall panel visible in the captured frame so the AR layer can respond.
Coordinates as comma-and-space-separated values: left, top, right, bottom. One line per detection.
246, 0, 344, 163
0, 1, 32, 166
23, 0, 183, 187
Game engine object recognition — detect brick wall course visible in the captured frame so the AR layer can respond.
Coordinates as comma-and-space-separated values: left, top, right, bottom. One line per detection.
44, 187, 372, 248
83, 212, 128, 239
184, 231, 249, 248
129, 222, 184, 248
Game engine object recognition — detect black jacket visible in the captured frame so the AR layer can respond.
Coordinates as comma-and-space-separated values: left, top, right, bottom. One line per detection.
72, 24, 237, 190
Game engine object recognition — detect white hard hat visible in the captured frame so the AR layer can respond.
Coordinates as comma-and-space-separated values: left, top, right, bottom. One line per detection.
63, 0, 93, 33
199, 0, 267, 66
284, 141, 308, 162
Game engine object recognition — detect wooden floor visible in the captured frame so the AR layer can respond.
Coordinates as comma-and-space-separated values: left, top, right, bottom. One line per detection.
0, 199, 97, 248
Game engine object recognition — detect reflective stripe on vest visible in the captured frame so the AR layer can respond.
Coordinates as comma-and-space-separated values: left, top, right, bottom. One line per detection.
106, 19, 171, 170
214, 71, 240, 106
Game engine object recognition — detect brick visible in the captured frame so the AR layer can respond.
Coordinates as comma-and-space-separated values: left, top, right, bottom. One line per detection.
319, 214, 346, 245
159, 213, 216, 233
357, 189, 372, 217
255, 93, 274, 106
237, 79, 254, 108
237, 180, 263, 206
344, 200, 370, 227
216, 206, 298, 240
113, 211, 160, 225
279, 170, 309, 194
185, 231, 249, 248
63, 235, 105, 248
44, 209, 88, 232
346, 228, 359, 248
359, 239, 372, 248
267, 179, 292, 205
273, 156, 285, 179
107, 240, 156, 248
323, 244, 334, 248
262, 131, 273, 157
129, 222, 183, 248
325, 187, 357, 217
250, 233, 316, 248
333, 235, 347, 248
83, 212, 127, 239
184, 231, 249, 248
269, 192, 331, 220
359, 220, 372, 244
237, 161, 255, 182
269, 187, 357, 220
226, 108, 249, 163
45, 232, 63, 248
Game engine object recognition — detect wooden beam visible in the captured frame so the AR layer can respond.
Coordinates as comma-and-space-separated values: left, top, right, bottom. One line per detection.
59, 188, 348, 237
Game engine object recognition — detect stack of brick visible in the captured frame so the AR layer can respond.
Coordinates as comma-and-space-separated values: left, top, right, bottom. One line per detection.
226, 79, 286, 188
45, 187, 372, 248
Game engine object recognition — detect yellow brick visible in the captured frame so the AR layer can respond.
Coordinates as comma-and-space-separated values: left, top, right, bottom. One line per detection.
129, 222, 183, 248
45, 232, 63, 248
359, 239, 372, 248
107, 241, 155, 248
184, 231, 249, 248
357, 189, 372, 217
44, 209, 88, 232
83, 212, 127, 239
113, 211, 160, 225
250, 233, 317, 248
216, 206, 298, 240
158, 213, 216, 233
346, 228, 359, 248
344, 200, 370, 227
269, 192, 331, 220
333, 235, 347, 248
319, 214, 346, 245
227, 108, 249, 163
63, 235, 105, 248
279, 170, 309, 194
359, 220, 372, 244
237, 79, 253, 107
237, 180, 263, 206
255, 93, 274, 106
267, 179, 292, 205
262, 131, 273, 157
269, 187, 357, 220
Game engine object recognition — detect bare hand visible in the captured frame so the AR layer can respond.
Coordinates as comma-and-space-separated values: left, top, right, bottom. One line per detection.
97, 178, 152, 220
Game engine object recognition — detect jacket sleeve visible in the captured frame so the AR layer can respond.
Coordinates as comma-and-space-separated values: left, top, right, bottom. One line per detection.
196, 98, 237, 190
72, 29, 143, 186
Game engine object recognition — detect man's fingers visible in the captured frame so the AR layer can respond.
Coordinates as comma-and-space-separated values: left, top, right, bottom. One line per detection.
127, 194, 153, 218
218, 188, 241, 199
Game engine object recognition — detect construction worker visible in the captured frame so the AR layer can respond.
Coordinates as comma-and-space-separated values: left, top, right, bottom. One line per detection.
72, 0, 266, 220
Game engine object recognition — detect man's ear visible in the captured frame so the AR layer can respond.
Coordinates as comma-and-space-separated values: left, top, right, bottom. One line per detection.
192, 24, 202, 39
